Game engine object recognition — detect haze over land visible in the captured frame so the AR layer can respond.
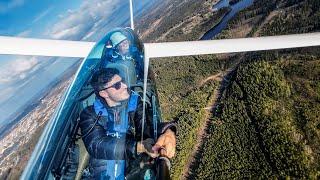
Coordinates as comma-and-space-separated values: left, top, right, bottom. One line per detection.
0, 68, 77, 179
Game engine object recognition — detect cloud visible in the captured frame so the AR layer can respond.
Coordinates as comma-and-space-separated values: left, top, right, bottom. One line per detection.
46, 0, 126, 41
17, 29, 32, 37
1, 0, 136, 87
0, 56, 40, 84
32, 6, 54, 24
0, 86, 14, 104
0, 56, 47, 105
1, 0, 133, 94
50, 13, 95, 40
0, 0, 25, 13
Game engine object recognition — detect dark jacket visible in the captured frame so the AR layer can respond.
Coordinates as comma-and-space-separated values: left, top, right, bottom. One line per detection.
79, 93, 176, 160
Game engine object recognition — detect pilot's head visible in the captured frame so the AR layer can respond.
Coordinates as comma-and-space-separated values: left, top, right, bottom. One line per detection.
110, 32, 130, 55
91, 68, 130, 107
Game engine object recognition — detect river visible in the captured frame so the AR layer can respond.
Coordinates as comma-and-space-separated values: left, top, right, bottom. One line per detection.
201, 0, 254, 40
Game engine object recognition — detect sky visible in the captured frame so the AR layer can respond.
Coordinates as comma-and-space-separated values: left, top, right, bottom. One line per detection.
0, 0, 156, 126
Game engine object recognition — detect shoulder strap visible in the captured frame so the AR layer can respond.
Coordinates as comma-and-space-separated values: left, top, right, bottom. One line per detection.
127, 92, 140, 138
128, 92, 139, 113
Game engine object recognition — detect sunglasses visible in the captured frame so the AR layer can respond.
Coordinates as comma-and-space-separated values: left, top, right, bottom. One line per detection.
101, 80, 124, 91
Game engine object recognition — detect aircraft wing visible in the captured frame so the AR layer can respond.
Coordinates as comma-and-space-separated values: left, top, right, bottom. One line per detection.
0, 36, 95, 58
0, 32, 319, 58
144, 32, 320, 58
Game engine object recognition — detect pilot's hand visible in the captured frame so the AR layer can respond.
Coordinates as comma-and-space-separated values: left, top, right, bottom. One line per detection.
152, 129, 176, 159
137, 138, 159, 158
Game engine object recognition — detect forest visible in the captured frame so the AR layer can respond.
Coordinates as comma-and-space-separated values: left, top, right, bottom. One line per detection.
192, 55, 320, 179
138, 0, 229, 42
190, 0, 320, 178
137, 0, 320, 179
150, 54, 236, 179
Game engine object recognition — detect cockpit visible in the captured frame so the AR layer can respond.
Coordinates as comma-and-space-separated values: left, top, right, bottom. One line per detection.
35, 28, 167, 179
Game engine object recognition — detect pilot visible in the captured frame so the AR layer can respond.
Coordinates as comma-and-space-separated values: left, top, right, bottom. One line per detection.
79, 68, 176, 179
110, 32, 130, 57
107, 31, 144, 80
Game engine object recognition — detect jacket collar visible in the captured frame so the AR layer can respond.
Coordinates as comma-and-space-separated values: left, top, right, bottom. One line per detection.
93, 96, 128, 116
93, 92, 139, 116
